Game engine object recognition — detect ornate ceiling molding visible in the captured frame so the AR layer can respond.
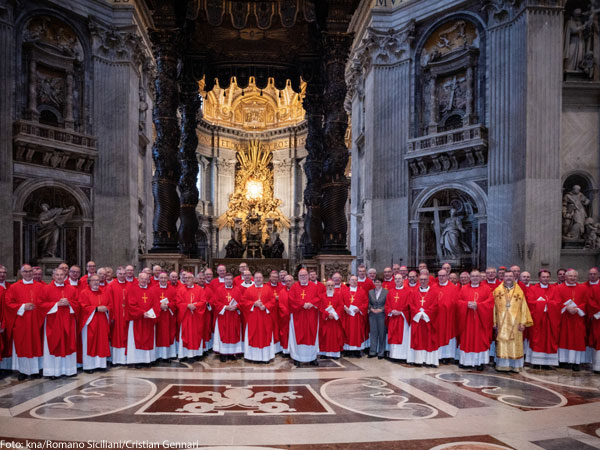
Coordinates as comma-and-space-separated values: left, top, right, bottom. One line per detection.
88, 18, 150, 66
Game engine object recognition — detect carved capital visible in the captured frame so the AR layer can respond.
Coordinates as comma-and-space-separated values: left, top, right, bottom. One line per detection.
89, 19, 148, 66
482, 0, 523, 26
349, 21, 415, 74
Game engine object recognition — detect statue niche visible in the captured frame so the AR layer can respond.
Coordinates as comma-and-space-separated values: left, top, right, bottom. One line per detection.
415, 189, 478, 268
562, 175, 595, 248
564, 0, 599, 80
217, 139, 290, 258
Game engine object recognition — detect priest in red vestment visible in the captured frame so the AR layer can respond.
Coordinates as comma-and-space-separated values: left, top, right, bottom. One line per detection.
212, 273, 243, 361
279, 276, 293, 355
241, 272, 276, 362
435, 269, 459, 363
79, 275, 111, 372
382, 267, 395, 291
288, 269, 320, 366
556, 269, 589, 370
342, 275, 368, 357
356, 265, 375, 293
106, 267, 129, 365
456, 270, 493, 370
176, 272, 207, 359
309, 270, 326, 297
79, 261, 96, 287
151, 272, 178, 360
267, 270, 284, 352
233, 262, 250, 287
484, 267, 501, 290
39, 268, 79, 378
4, 264, 44, 379
588, 283, 600, 373
126, 273, 160, 366
407, 273, 439, 366
525, 270, 561, 368
318, 280, 344, 358
386, 274, 411, 361
203, 268, 218, 352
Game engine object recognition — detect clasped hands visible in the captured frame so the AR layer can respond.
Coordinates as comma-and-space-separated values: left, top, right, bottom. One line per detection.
467, 301, 478, 310
97, 305, 108, 313
254, 300, 266, 311
303, 302, 315, 310
57, 297, 70, 307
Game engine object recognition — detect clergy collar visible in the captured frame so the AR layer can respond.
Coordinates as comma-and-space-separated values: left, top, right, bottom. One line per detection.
326, 292, 334, 297
69, 279, 78, 285
470, 283, 480, 288
540, 283, 549, 288
357, 277, 366, 282
0, 281, 5, 288
241, 281, 253, 286
159, 283, 168, 289
349, 286, 358, 292
126, 277, 134, 282
590, 280, 599, 285
138, 284, 148, 289
54, 282, 65, 287
384, 277, 393, 282
311, 280, 318, 284
395, 285, 404, 290
487, 280, 497, 284
565, 282, 577, 287
218, 277, 225, 283
91, 287, 100, 292
504, 283, 515, 290
408, 282, 417, 287
524, 283, 530, 287
300, 282, 309, 287
23, 279, 33, 285
99, 282, 106, 286
117, 279, 126, 284
419, 286, 430, 292
270, 283, 278, 287
225, 285, 234, 289
334, 284, 341, 288
153, 276, 159, 281
186, 284, 195, 289
438, 281, 448, 286
255, 283, 264, 288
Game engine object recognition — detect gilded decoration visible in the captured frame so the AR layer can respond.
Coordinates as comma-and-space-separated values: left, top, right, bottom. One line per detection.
217, 140, 290, 244
200, 76, 306, 130
421, 20, 478, 66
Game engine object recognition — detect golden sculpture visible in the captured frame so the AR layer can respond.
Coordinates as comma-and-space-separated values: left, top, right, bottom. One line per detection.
217, 139, 290, 244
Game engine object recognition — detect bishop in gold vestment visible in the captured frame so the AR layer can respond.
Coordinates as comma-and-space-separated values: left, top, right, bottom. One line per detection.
492, 272, 533, 372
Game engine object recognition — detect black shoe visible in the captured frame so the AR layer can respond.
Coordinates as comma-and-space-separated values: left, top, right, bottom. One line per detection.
572, 364, 581, 372
458, 364, 466, 369
309, 360, 319, 366
84, 369, 95, 374
542, 365, 553, 370
476, 365, 484, 372
134, 364, 143, 369
17, 373, 27, 381
49, 376, 58, 380
219, 355, 227, 363
378, 356, 384, 360
368, 354, 376, 358
293, 360, 300, 367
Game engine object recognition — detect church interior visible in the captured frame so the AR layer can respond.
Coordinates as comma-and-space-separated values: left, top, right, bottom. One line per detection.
1, 0, 600, 448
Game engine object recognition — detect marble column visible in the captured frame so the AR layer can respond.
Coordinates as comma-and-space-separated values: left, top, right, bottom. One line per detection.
486, 3, 563, 270
0, 2, 14, 274
148, 28, 181, 253
178, 78, 200, 257
302, 80, 325, 259
320, 32, 353, 254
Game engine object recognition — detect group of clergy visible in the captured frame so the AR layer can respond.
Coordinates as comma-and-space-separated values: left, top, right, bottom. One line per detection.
0, 260, 598, 380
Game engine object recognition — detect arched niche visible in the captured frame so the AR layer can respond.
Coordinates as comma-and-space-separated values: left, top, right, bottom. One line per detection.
411, 184, 487, 271
562, 172, 596, 246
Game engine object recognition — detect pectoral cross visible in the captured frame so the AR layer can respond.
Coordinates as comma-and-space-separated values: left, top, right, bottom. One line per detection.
474, 293, 479, 303
420, 295, 426, 307
300, 290, 306, 300
190, 294, 194, 304
394, 293, 400, 302
142, 293, 148, 304
350, 294, 355, 304
160, 292, 165, 301
122, 290, 126, 317
226, 292, 232, 303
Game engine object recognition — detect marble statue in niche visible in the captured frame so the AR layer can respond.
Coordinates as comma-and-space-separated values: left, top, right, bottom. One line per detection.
564, 6, 599, 78
440, 207, 471, 258
37, 203, 75, 258
562, 184, 591, 239
584, 218, 600, 249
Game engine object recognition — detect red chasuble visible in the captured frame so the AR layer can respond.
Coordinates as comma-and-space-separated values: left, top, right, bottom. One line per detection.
106, 280, 129, 349
241, 285, 275, 348
555, 283, 589, 351
79, 289, 111, 357
39, 282, 79, 357
588, 284, 600, 351
408, 286, 439, 352
385, 287, 411, 345
341, 288, 368, 347
278, 288, 290, 348
318, 291, 344, 353
212, 285, 243, 344
176, 285, 206, 351
151, 284, 178, 348
436, 282, 459, 348
126, 285, 160, 350
357, 278, 375, 293
4, 281, 44, 358
268, 283, 284, 345
0, 282, 12, 358
526, 284, 561, 354
288, 282, 320, 345
456, 284, 493, 353
382, 279, 395, 291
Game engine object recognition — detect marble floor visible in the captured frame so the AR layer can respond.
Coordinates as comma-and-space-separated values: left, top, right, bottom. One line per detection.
0, 354, 600, 449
